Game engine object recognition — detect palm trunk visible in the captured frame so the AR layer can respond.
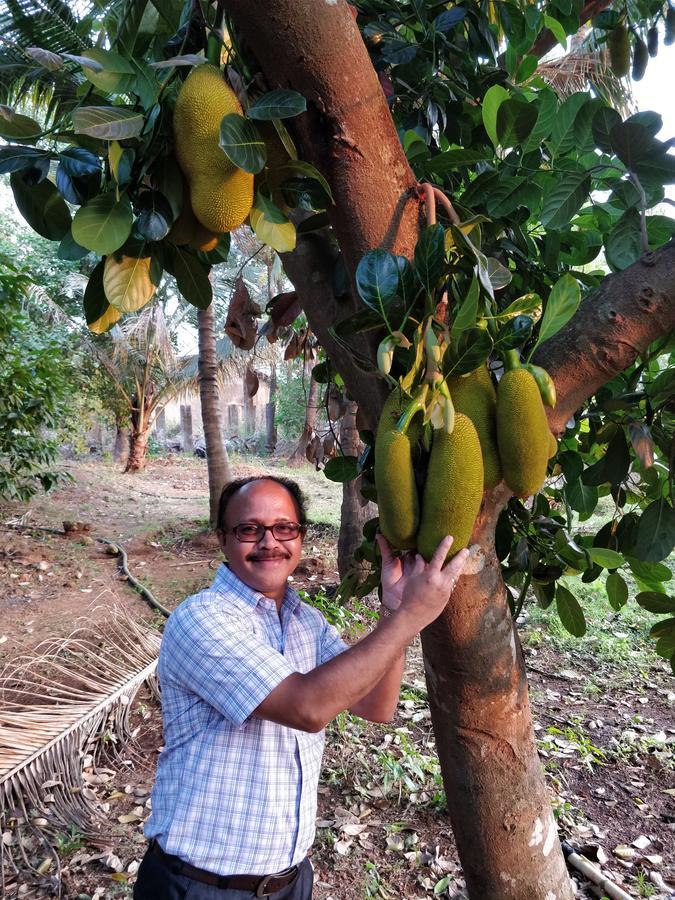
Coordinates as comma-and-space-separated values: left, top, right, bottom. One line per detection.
198, 304, 232, 527
338, 401, 375, 578
125, 427, 149, 472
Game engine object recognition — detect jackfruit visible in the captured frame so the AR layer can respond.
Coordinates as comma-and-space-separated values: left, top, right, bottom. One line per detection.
666, 7, 675, 45
416, 413, 484, 561
374, 389, 420, 550
173, 64, 253, 233
608, 25, 631, 77
647, 24, 658, 56
496, 368, 550, 498
448, 365, 502, 490
632, 36, 648, 81
166, 179, 220, 251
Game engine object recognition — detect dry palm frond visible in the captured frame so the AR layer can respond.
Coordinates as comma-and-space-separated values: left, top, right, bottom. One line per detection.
536, 48, 634, 116
0, 608, 161, 894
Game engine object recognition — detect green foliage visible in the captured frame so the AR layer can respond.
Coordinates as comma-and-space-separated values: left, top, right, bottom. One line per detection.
0, 260, 74, 499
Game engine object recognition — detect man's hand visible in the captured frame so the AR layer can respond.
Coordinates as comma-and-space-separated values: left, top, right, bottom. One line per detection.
378, 533, 469, 624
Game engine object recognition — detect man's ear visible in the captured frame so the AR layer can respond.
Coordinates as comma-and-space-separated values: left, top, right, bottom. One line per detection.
216, 529, 227, 556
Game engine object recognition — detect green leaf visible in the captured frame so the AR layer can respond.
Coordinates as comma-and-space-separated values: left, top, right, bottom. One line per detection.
0, 145, 50, 175
414, 224, 446, 292
72, 192, 133, 255
276, 161, 333, 203
627, 557, 672, 584
219, 113, 266, 173
167, 247, 212, 309
565, 478, 598, 517
0, 112, 41, 142
428, 148, 494, 173
247, 90, 307, 120
531, 273, 580, 352
609, 120, 659, 169
451, 276, 479, 338
522, 90, 558, 152
543, 14, 567, 49
582, 429, 630, 487
540, 170, 590, 230
647, 367, 675, 406
485, 256, 511, 291
592, 106, 623, 154
606, 572, 628, 610
635, 592, 675, 614
445, 328, 493, 376
355, 248, 400, 317
10, 173, 71, 241
71, 106, 144, 140
58, 229, 89, 261
482, 84, 509, 148
249, 195, 296, 252
588, 547, 623, 569
548, 93, 589, 157
496, 99, 537, 147
606, 208, 643, 271
76, 47, 135, 93
323, 456, 359, 483
631, 500, 675, 563
494, 315, 533, 352
556, 584, 587, 637
434, 7, 467, 31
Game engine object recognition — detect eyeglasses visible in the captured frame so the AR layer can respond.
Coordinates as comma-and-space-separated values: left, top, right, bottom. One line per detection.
226, 522, 306, 543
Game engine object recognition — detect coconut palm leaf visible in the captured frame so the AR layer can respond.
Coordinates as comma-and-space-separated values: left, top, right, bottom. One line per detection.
536, 47, 633, 116
0, 608, 161, 893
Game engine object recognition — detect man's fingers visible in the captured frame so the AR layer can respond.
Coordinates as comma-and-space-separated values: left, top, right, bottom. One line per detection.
429, 534, 454, 569
442, 547, 471, 585
376, 533, 394, 566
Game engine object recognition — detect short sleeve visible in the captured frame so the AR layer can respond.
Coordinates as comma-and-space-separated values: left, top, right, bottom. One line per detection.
319, 619, 349, 665
161, 600, 295, 726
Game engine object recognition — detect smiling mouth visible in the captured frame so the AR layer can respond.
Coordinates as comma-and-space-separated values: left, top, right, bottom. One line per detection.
248, 555, 289, 562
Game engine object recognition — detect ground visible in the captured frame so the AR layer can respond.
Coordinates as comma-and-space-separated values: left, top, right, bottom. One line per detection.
0, 456, 673, 900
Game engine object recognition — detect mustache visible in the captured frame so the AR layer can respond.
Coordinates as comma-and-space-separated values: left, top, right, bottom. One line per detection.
247, 551, 291, 561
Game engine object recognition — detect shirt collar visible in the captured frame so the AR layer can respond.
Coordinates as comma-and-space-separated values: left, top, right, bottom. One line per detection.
212, 563, 301, 616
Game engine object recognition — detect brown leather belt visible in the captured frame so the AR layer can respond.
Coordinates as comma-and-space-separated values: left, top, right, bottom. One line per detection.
150, 839, 300, 896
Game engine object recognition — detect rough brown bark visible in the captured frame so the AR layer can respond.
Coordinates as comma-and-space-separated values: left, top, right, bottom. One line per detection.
536, 241, 675, 435
113, 422, 130, 467
265, 364, 278, 455
198, 304, 233, 527
125, 427, 149, 473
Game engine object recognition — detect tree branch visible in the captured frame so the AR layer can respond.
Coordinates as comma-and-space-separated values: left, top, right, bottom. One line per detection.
535, 241, 675, 433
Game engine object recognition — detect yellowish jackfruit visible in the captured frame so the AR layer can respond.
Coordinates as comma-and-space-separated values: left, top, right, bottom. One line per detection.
173, 64, 253, 233
374, 389, 420, 551
496, 368, 550, 497
416, 414, 484, 561
448, 365, 502, 490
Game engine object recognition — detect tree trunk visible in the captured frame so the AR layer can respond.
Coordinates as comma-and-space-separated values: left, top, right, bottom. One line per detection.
198, 304, 233, 528
125, 427, 149, 473
421, 486, 572, 899
221, 3, 675, 897
338, 401, 376, 579
243, 373, 255, 436
113, 420, 130, 468
292, 364, 320, 461
265, 364, 278, 455
180, 404, 193, 453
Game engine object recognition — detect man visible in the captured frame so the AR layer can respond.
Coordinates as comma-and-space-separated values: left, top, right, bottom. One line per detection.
135, 475, 469, 899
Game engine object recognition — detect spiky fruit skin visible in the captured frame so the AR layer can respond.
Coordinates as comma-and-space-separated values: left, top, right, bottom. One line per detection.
496, 369, 550, 498
608, 25, 631, 77
417, 414, 484, 561
632, 37, 648, 81
173, 64, 254, 233
548, 430, 558, 460
374, 389, 420, 551
448, 366, 502, 490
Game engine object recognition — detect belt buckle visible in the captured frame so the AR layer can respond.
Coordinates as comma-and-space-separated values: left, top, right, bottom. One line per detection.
255, 866, 297, 897
255, 874, 274, 897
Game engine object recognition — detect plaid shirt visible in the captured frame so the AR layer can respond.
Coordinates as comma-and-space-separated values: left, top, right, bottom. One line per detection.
144, 564, 348, 876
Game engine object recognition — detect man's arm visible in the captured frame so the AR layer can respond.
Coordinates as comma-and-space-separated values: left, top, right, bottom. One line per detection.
348, 644, 405, 723
253, 536, 468, 732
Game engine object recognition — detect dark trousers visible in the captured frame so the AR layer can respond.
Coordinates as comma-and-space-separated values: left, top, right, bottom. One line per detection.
133, 844, 313, 900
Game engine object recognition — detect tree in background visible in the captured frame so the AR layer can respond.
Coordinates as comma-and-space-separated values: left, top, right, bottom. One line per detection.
1, 0, 674, 896
0, 258, 75, 500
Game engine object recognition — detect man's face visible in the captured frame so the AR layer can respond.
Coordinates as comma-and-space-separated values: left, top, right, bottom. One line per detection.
219, 480, 304, 603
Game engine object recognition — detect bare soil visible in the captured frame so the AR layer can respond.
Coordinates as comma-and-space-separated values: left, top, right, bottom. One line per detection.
1, 457, 673, 900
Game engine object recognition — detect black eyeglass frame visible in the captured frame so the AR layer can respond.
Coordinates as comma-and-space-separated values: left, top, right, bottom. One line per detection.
224, 522, 307, 543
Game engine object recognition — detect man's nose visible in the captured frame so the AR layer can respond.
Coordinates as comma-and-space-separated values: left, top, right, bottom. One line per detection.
258, 527, 279, 548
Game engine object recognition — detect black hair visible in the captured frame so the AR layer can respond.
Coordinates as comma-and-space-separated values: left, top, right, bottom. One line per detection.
216, 476, 309, 533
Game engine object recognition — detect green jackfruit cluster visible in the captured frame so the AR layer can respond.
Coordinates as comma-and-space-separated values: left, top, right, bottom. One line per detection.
496, 368, 551, 498
374, 388, 420, 550
416, 414, 484, 561
173, 64, 254, 234
448, 365, 502, 490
